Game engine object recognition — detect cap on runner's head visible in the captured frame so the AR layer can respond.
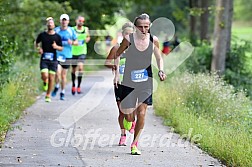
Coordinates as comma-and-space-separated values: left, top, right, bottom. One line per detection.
60, 14, 69, 21
46, 17, 54, 21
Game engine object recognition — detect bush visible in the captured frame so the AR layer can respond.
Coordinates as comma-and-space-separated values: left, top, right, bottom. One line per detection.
183, 37, 252, 98
154, 72, 252, 166
0, 1, 17, 85
0, 35, 16, 85
225, 37, 252, 97
184, 41, 212, 73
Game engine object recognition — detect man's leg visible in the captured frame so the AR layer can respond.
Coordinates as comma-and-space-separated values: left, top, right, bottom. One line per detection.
133, 103, 147, 143
60, 66, 68, 100
121, 108, 134, 131
77, 62, 84, 92
117, 101, 127, 146
123, 108, 135, 122
61, 68, 67, 91
71, 65, 77, 95
51, 64, 61, 97
130, 103, 147, 155
45, 71, 55, 102
41, 69, 48, 91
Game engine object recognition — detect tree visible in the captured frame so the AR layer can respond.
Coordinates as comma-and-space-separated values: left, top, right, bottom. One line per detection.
200, 0, 210, 42
211, 0, 233, 75
0, 0, 74, 59
189, 0, 199, 45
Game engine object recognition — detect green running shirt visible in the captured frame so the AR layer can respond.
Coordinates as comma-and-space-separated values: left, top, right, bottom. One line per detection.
72, 26, 88, 55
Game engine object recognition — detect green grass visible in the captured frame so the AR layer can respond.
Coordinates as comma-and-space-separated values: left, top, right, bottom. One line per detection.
0, 60, 41, 144
232, 22, 252, 41
154, 72, 252, 167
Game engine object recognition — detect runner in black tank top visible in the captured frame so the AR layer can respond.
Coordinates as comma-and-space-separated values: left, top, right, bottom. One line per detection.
114, 13, 166, 155
122, 33, 153, 90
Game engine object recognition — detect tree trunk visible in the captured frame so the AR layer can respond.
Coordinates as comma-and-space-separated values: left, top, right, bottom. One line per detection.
211, 0, 233, 75
200, 0, 209, 42
226, 0, 233, 53
189, 0, 199, 45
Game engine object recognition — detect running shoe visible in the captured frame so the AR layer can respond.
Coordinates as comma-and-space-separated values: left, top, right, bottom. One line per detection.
123, 117, 132, 131
131, 145, 141, 155
77, 87, 82, 94
43, 82, 48, 91
129, 121, 136, 134
60, 92, 65, 100
51, 87, 59, 97
118, 135, 126, 146
72, 86, 76, 95
45, 96, 51, 102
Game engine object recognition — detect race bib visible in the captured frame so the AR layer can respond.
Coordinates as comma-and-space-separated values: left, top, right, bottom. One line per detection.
57, 54, 66, 62
42, 52, 54, 61
78, 40, 84, 46
131, 69, 148, 82
62, 39, 68, 45
119, 65, 125, 74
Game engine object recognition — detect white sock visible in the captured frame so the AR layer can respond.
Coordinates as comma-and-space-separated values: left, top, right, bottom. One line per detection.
61, 89, 65, 94
56, 83, 60, 88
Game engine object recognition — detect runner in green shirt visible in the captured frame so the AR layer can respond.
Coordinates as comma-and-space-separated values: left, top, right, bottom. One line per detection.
71, 16, 90, 95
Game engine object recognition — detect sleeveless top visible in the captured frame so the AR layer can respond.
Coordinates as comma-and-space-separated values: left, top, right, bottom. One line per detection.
72, 26, 88, 55
122, 33, 153, 89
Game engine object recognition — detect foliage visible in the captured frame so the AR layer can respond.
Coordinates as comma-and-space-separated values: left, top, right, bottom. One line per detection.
125, 0, 189, 32
0, 0, 74, 60
183, 41, 212, 73
0, 1, 17, 85
154, 72, 252, 166
234, 0, 252, 21
225, 37, 252, 97
182, 37, 252, 98
54, 0, 123, 29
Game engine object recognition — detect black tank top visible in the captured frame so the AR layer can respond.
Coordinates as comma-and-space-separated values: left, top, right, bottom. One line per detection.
122, 33, 153, 89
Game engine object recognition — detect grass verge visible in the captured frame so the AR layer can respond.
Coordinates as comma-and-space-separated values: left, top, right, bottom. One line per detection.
0, 60, 41, 144
154, 72, 252, 167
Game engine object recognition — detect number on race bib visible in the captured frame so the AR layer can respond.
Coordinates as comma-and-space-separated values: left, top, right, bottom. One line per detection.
78, 40, 84, 46
62, 40, 68, 45
57, 54, 66, 62
119, 65, 125, 74
42, 52, 54, 61
131, 69, 148, 82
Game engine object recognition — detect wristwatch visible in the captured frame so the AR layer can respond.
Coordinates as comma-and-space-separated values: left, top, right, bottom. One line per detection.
158, 70, 164, 74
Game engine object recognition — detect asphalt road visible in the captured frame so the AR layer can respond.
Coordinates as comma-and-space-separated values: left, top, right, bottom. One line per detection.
0, 70, 224, 167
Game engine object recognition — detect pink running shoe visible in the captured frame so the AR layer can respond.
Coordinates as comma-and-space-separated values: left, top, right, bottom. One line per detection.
129, 121, 136, 134
119, 135, 126, 146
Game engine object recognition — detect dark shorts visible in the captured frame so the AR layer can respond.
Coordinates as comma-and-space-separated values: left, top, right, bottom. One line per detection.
40, 60, 58, 74
114, 84, 123, 102
120, 85, 153, 109
59, 58, 72, 69
72, 54, 86, 68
